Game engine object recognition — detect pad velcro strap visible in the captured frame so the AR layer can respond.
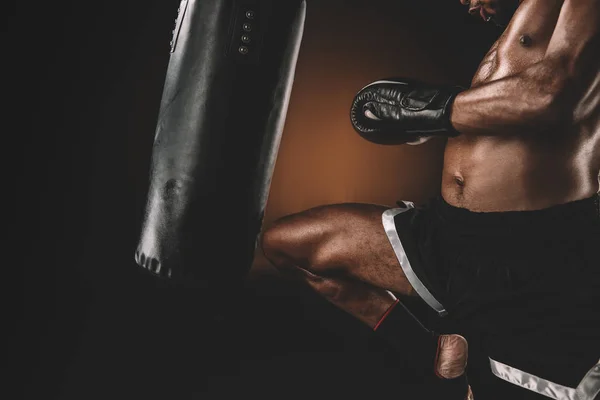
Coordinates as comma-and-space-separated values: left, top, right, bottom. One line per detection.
374, 299, 438, 367
373, 299, 469, 399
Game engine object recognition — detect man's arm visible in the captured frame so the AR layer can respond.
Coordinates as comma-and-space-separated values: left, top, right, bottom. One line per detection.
450, 0, 600, 136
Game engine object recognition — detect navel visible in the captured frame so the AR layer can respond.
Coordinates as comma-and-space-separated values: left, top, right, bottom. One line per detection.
454, 175, 465, 187
519, 34, 533, 47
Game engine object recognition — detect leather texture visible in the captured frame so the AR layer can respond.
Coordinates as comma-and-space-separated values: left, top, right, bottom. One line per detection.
135, 0, 306, 287
350, 79, 463, 145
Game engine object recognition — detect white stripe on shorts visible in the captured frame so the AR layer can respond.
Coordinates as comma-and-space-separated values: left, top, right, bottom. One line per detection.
381, 202, 447, 316
489, 357, 600, 400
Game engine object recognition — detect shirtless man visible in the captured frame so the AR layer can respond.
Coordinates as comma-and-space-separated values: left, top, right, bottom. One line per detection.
260, 0, 600, 398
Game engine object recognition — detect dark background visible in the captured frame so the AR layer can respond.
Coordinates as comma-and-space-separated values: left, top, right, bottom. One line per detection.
13, 1, 499, 398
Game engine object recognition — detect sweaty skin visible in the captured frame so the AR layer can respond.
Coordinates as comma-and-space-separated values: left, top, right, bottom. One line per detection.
446, 0, 600, 211
260, 2, 599, 396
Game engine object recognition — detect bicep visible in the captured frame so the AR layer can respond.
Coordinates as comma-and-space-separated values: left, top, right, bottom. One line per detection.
544, 0, 600, 77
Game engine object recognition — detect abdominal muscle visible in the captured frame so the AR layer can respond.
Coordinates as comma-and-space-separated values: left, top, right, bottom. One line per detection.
441, 135, 597, 211
441, 0, 599, 212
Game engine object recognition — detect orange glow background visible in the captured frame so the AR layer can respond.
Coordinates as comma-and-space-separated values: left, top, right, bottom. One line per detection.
251, 0, 491, 273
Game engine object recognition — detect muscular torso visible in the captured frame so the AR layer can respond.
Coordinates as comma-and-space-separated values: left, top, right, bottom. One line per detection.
442, 0, 600, 211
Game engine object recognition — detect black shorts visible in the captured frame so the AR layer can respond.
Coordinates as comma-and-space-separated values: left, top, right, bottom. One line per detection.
382, 194, 600, 399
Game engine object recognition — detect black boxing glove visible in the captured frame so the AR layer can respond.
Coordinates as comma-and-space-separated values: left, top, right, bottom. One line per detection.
350, 79, 464, 145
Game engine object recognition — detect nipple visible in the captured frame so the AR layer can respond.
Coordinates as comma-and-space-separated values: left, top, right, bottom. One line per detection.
519, 34, 532, 47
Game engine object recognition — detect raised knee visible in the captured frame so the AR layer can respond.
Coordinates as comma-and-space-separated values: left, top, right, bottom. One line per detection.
260, 213, 334, 272
259, 222, 288, 265
259, 206, 357, 273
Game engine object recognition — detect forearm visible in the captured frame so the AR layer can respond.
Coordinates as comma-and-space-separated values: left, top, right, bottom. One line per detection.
350, 62, 570, 143
450, 61, 568, 136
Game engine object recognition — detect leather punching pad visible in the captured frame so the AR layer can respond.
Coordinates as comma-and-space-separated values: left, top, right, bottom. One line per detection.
135, 0, 306, 287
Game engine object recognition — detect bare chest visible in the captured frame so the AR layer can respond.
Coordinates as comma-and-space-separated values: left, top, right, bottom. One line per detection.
472, 0, 564, 86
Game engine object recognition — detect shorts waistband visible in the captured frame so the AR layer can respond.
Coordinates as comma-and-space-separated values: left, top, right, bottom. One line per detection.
433, 193, 600, 231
